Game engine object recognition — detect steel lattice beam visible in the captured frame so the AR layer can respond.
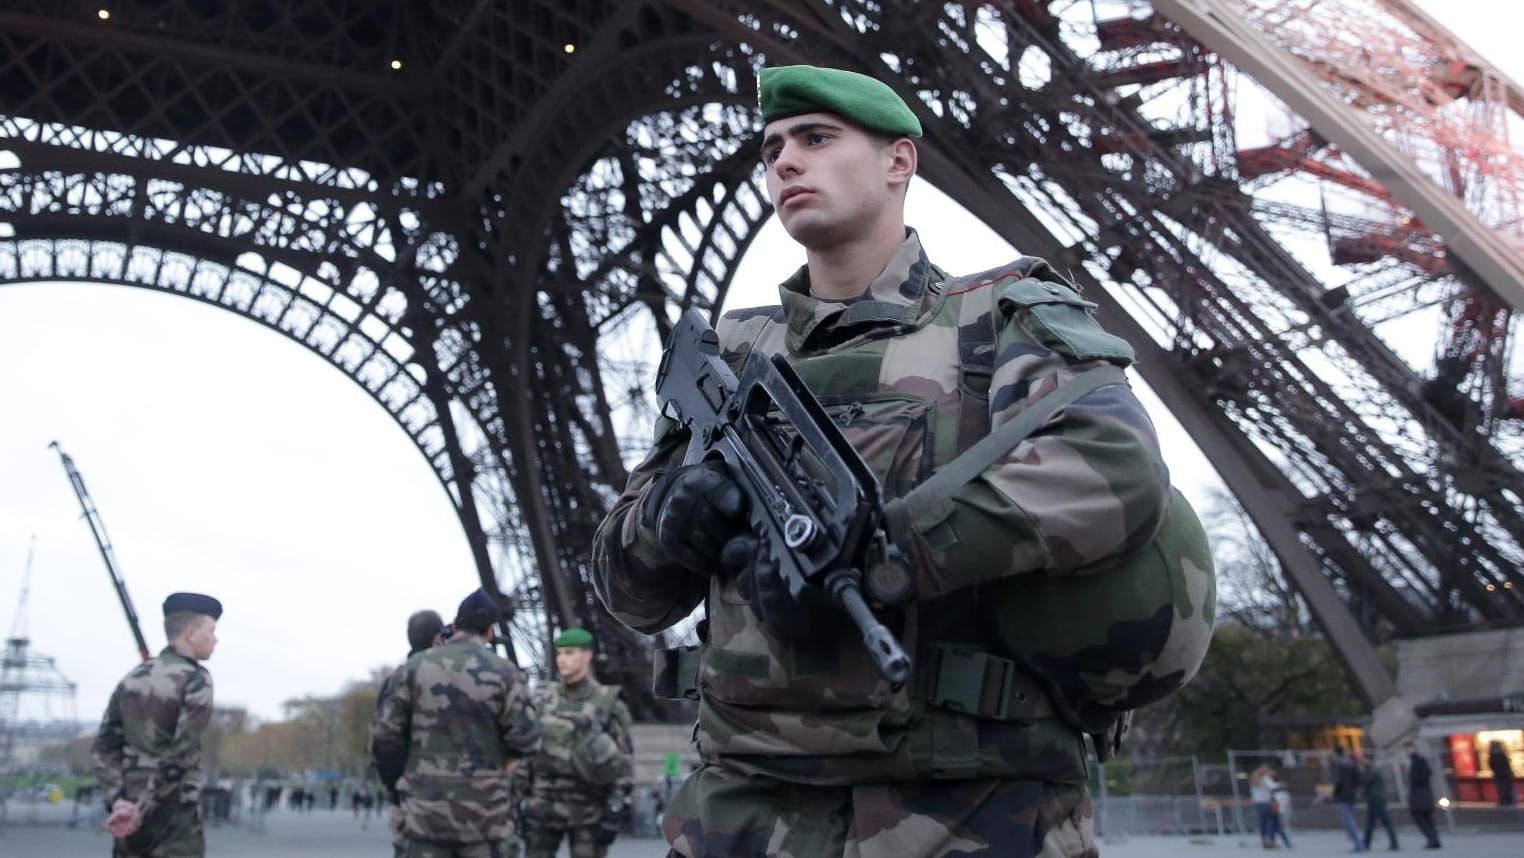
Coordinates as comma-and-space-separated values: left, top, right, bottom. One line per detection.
2, 1, 1520, 721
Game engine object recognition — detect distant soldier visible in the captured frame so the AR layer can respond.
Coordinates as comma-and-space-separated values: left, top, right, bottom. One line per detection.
372, 609, 446, 855
517, 627, 635, 858
371, 588, 540, 857
91, 591, 222, 858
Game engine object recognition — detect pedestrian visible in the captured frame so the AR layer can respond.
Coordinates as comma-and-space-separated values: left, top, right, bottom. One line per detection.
1271, 774, 1294, 849
1361, 752, 1399, 851
1405, 742, 1442, 849
1250, 765, 1279, 848
517, 627, 636, 858
371, 588, 540, 857
372, 609, 445, 855
91, 592, 222, 857
1333, 746, 1366, 852
1486, 739, 1515, 806
592, 64, 1183, 858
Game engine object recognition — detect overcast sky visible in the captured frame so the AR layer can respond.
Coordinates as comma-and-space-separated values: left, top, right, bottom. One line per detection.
0, 0, 1511, 726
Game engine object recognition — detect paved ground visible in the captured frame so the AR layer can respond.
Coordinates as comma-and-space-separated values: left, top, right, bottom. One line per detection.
1, 804, 1519, 857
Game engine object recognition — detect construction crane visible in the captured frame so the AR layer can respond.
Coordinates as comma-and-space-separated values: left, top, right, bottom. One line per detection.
49, 442, 151, 662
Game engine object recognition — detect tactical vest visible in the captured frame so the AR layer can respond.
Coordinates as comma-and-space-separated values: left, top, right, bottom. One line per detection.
659, 256, 1212, 780
532, 681, 628, 789
896, 259, 1217, 749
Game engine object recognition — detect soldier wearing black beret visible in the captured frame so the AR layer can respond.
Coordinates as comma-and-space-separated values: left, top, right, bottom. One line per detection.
371, 587, 540, 855
92, 592, 221, 855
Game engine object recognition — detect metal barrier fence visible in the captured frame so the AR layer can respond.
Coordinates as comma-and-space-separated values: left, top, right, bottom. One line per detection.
1093, 743, 1471, 840
1092, 754, 1220, 839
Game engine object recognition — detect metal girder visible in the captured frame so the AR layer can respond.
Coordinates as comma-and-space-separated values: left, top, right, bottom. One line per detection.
917, 142, 1398, 708
4, 0, 1522, 720
1153, 0, 1524, 313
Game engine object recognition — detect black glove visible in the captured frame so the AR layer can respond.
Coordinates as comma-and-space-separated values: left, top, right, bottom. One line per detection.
639, 460, 747, 573
723, 534, 828, 641
596, 799, 631, 845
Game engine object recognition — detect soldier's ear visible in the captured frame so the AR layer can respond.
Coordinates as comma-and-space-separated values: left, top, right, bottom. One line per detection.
886, 138, 916, 188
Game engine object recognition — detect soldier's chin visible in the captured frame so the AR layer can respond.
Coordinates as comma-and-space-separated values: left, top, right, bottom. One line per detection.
779, 217, 843, 251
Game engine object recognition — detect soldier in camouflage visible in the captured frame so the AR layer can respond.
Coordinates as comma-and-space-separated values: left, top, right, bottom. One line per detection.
371, 588, 541, 857
91, 591, 222, 858
373, 608, 446, 856
516, 627, 635, 858
593, 65, 1176, 857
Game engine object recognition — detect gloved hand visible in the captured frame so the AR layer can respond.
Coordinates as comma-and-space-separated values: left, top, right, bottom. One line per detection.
638, 460, 747, 573
596, 798, 631, 845
723, 534, 828, 641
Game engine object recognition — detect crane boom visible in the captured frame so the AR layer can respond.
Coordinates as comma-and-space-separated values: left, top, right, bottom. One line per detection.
49, 442, 151, 661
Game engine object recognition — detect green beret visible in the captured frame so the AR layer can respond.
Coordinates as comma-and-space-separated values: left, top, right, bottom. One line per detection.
554, 627, 594, 648
759, 65, 922, 138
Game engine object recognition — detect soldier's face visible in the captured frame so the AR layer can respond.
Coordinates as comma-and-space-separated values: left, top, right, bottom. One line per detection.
555, 646, 593, 683
186, 617, 218, 660
760, 112, 908, 249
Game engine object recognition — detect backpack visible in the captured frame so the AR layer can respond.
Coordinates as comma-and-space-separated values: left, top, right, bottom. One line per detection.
888, 258, 1216, 749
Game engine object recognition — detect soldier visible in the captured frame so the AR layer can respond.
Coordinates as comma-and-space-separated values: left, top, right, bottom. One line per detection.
517, 627, 635, 858
371, 588, 540, 857
372, 609, 446, 856
91, 591, 222, 858
593, 65, 1177, 857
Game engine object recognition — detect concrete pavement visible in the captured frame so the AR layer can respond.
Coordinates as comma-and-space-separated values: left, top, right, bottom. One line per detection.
1, 805, 1518, 857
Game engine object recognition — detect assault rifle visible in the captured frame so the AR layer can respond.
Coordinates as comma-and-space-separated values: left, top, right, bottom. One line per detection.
654, 309, 911, 688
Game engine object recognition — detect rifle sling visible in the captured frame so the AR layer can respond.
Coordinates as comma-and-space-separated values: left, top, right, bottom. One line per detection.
887, 364, 1129, 537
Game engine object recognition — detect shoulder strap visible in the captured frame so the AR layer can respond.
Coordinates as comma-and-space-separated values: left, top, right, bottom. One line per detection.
587, 683, 622, 728
887, 364, 1128, 535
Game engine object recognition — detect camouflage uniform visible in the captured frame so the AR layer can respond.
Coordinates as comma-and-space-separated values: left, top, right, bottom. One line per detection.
91, 647, 215, 858
594, 231, 1173, 857
517, 677, 635, 858
371, 638, 542, 858
374, 656, 416, 855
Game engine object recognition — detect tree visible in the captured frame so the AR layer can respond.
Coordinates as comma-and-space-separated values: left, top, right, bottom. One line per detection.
201, 706, 249, 780
47, 666, 399, 781
1162, 623, 1352, 754
1201, 488, 1310, 640
335, 678, 384, 777
36, 734, 95, 771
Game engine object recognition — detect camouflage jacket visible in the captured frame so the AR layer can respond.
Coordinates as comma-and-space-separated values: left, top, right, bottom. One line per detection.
370, 654, 414, 800
593, 230, 1171, 785
370, 637, 541, 844
516, 677, 635, 827
90, 647, 214, 815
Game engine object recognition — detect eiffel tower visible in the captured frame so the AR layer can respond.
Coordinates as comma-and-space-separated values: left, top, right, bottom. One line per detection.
2, 1, 1519, 722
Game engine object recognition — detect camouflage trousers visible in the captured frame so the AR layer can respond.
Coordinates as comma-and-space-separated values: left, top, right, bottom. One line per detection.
661, 766, 1097, 858
111, 802, 205, 858
523, 823, 610, 858
396, 835, 522, 858
391, 804, 406, 855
